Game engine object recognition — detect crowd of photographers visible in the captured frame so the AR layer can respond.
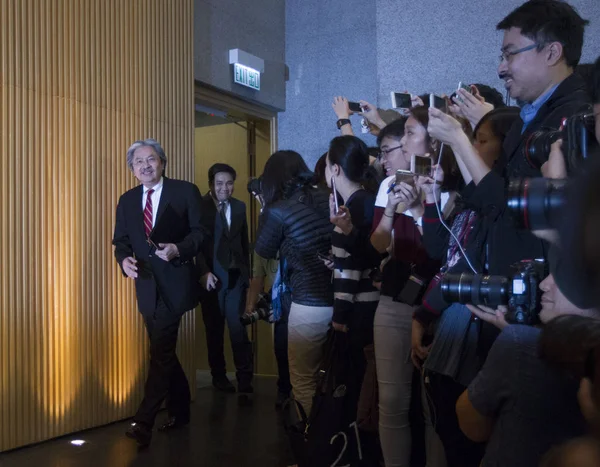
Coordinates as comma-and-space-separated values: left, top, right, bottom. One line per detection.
244, 1, 600, 466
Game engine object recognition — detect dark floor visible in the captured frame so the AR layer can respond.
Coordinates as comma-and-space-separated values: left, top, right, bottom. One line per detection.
0, 376, 294, 467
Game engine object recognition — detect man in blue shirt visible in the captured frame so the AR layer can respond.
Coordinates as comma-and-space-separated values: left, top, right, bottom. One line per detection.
436, 0, 591, 280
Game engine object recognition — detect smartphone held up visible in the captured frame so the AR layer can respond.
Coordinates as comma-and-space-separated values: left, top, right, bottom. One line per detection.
411, 154, 433, 177
390, 92, 412, 109
348, 101, 363, 113
331, 176, 339, 212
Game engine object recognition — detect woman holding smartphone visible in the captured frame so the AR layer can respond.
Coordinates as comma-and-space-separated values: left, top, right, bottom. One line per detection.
336, 112, 451, 467
325, 136, 381, 419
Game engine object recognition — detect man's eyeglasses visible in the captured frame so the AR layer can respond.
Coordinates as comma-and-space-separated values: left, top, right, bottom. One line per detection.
499, 43, 539, 63
378, 145, 402, 159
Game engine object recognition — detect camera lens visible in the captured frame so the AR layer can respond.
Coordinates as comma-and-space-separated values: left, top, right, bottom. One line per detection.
523, 130, 562, 169
441, 273, 509, 308
507, 178, 567, 231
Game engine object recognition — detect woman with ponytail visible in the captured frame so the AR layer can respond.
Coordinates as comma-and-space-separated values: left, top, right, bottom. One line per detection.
325, 136, 382, 414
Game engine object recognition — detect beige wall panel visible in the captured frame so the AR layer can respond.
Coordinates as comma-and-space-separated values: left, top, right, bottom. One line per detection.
0, 0, 195, 451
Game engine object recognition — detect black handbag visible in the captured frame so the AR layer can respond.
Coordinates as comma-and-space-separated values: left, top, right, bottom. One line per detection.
282, 331, 371, 467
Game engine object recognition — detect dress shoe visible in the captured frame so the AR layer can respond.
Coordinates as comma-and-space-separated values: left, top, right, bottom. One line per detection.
158, 416, 190, 432
125, 423, 152, 447
212, 375, 236, 393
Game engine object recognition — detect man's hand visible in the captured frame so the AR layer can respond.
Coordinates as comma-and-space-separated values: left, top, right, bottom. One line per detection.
411, 319, 431, 369
332, 321, 349, 333
329, 194, 353, 234
449, 87, 494, 128
541, 139, 567, 179
466, 304, 509, 330
332, 96, 352, 119
427, 108, 464, 147
155, 243, 179, 262
122, 256, 138, 279
200, 272, 219, 291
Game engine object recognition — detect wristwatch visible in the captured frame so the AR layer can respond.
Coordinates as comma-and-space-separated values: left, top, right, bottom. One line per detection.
336, 118, 351, 130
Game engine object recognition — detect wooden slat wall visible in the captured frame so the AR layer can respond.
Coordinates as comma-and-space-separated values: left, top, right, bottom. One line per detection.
0, 0, 194, 451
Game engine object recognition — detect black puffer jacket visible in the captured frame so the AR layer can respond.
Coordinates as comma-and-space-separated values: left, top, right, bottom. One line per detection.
255, 185, 333, 307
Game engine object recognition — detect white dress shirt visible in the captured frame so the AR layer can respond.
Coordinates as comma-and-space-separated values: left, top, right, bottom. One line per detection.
213, 196, 232, 228
142, 177, 164, 228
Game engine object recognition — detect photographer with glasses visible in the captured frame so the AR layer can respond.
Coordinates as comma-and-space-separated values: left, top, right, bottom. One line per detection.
427, 0, 590, 360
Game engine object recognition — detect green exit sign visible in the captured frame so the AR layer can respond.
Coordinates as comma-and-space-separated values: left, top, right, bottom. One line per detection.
233, 63, 261, 91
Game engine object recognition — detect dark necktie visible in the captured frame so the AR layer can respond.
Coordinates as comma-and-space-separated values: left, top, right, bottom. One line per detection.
219, 201, 229, 233
144, 189, 155, 237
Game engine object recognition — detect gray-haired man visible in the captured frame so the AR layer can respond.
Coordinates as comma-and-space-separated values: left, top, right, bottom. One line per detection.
113, 139, 204, 446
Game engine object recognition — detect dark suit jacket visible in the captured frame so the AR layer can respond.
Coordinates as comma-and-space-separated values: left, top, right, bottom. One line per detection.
113, 177, 204, 315
196, 193, 250, 290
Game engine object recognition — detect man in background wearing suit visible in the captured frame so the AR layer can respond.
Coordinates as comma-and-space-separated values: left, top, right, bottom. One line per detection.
113, 139, 203, 446
197, 163, 254, 397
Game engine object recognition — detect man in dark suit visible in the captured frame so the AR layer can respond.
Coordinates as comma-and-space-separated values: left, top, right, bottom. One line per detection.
113, 139, 203, 446
197, 163, 254, 396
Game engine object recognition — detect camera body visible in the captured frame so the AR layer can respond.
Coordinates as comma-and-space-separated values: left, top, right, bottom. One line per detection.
441, 259, 545, 325
523, 110, 597, 172
240, 292, 273, 326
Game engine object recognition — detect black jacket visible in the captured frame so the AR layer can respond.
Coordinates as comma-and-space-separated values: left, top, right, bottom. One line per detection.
195, 193, 250, 289
255, 186, 333, 307
113, 177, 204, 315
467, 73, 590, 277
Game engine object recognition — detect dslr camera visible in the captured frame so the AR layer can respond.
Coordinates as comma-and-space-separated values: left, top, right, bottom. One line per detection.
240, 292, 273, 326
441, 259, 545, 325
507, 177, 566, 231
522, 110, 597, 172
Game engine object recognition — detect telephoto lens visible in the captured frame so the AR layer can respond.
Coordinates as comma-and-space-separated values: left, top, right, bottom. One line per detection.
441, 273, 510, 308
523, 130, 562, 169
507, 178, 567, 231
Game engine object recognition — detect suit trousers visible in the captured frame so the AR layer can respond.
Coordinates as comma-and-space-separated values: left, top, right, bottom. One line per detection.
201, 270, 253, 386
134, 296, 191, 428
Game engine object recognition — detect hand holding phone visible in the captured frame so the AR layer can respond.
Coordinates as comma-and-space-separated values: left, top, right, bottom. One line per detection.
390, 92, 412, 109
429, 93, 447, 112
348, 101, 363, 113
331, 176, 339, 212
395, 169, 415, 186
458, 82, 473, 94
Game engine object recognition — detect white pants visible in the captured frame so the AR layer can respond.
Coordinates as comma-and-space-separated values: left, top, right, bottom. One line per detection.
287, 302, 333, 415
374, 296, 446, 467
